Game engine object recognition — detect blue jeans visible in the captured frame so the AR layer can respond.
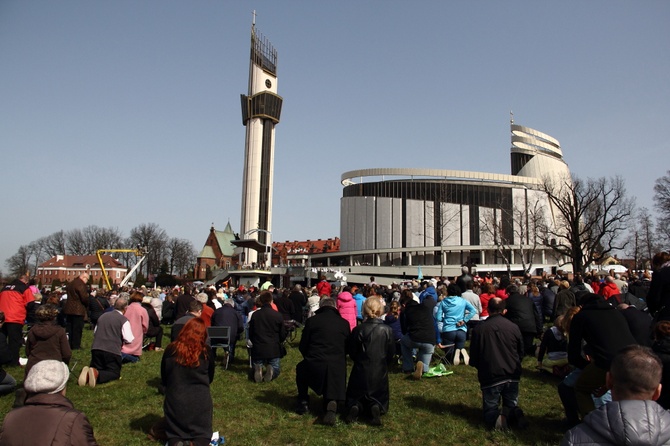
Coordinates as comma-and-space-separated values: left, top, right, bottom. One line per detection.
481, 381, 519, 427
121, 353, 140, 364
0, 372, 16, 396
400, 334, 434, 374
441, 330, 467, 349
253, 357, 281, 379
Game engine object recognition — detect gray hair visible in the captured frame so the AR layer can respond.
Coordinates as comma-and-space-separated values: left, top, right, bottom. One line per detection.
114, 296, 128, 311
319, 297, 336, 309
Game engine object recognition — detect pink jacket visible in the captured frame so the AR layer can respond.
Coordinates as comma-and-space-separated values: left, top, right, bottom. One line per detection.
121, 303, 149, 356
337, 291, 356, 331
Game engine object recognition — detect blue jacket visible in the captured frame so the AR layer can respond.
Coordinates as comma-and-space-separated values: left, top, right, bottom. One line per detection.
419, 286, 438, 304
435, 296, 476, 333
353, 292, 366, 320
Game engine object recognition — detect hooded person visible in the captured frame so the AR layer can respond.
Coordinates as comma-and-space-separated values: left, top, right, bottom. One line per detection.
336, 287, 357, 331
24, 303, 72, 378
0, 360, 99, 445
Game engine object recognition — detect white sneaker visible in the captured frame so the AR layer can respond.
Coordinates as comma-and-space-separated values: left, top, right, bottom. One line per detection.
461, 349, 470, 365
78, 366, 90, 386
453, 350, 460, 366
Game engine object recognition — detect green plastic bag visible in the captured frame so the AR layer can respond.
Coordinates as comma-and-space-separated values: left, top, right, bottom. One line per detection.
423, 363, 454, 378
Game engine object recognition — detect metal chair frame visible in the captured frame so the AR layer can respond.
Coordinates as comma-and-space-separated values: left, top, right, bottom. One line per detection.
207, 326, 232, 369
436, 342, 456, 367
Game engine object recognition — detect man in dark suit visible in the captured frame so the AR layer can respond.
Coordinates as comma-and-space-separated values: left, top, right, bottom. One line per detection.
211, 299, 244, 363
504, 285, 542, 356
249, 291, 287, 383
295, 297, 350, 425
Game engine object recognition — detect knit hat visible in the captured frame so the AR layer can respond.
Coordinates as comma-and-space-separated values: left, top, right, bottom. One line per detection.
196, 292, 209, 304
24, 360, 69, 394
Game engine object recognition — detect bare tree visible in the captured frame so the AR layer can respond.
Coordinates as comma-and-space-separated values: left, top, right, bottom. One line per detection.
65, 225, 124, 255
625, 208, 657, 271
167, 237, 197, 276
480, 195, 548, 275
66, 228, 87, 255
480, 207, 513, 275
26, 239, 50, 277
639, 208, 658, 266
43, 230, 67, 257
626, 228, 643, 271
414, 183, 462, 275
5, 245, 31, 278
542, 174, 635, 274
127, 223, 168, 277
654, 170, 670, 249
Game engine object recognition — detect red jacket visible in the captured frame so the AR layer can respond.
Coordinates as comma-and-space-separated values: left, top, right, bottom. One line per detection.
316, 280, 332, 297
600, 282, 620, 299
0, 279, 35, 324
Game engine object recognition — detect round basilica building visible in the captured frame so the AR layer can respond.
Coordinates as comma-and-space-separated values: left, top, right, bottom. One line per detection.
338, 123, 572, 278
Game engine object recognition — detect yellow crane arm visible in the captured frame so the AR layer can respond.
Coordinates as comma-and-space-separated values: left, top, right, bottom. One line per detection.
96, 247, 147, 291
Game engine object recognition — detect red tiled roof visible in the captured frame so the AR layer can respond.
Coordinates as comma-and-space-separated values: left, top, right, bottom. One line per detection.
40, 255, 126, 269
272, 238, 340, 255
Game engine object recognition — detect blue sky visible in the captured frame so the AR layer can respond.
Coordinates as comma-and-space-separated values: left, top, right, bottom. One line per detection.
1, 1, 668, 273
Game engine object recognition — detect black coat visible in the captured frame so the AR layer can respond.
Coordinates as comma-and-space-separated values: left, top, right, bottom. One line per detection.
619, 306, 653, 347
345, 318, 395, 412
88, 296, 110, 324
141, 302, 162, 338
0, 331, 11, 382
400, 300, 436, 344
648, 266, 670, 319
505, 292, 542, 335
275, 296, 295, 321
298, 306, 350, 401
554, 289, 576, 318
289, 291, 307, 323
174, 293, 193, 320
568, 296, 636, 370
161, 345, 215, 443
211, 305, 244, 343
652, 336, 670, 410
470, 314, 524, 387
249, 305, 287, 360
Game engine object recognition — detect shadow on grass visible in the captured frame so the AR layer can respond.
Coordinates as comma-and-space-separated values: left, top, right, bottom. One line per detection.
405, 394, 565, 443
129, 412, 163, 437
405, 394, 483, 427
255, 388, 299, 412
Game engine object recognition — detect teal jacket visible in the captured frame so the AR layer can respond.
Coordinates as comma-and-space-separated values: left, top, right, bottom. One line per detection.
435, 296, 476, 333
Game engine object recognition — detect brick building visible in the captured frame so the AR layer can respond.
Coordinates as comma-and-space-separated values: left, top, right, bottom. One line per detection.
195, 223, 238, 280
36, 254, 128, 289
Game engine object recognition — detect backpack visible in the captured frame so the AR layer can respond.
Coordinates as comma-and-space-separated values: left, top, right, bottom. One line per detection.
606, 292, 648, 312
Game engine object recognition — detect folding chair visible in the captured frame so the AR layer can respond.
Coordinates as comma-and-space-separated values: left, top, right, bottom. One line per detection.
207, 326, 231, 369
436, 343, 456, 367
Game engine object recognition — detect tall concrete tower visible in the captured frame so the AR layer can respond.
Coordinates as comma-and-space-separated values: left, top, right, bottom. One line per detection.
238, 18, 283, 266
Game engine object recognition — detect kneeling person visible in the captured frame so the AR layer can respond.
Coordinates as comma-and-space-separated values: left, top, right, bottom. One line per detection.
1, 360, 99, 444
295, 297, 350, 425
561, 345, 670, 445
79, 296, 134, 387
470, 298, 527, 430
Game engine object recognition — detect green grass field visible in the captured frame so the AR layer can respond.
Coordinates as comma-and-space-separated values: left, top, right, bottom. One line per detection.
0, 327, 567, 445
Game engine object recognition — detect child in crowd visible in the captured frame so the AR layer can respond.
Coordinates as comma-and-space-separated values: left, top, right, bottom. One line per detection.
536, 315, 569, 377
383, 301, 402, 357
25, 304, 72, 378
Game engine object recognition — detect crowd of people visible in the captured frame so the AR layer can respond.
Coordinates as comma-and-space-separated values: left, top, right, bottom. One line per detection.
0, 250, 670, 444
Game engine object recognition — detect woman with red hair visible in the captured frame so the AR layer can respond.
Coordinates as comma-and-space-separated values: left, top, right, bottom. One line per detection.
161, 317, 215, 446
